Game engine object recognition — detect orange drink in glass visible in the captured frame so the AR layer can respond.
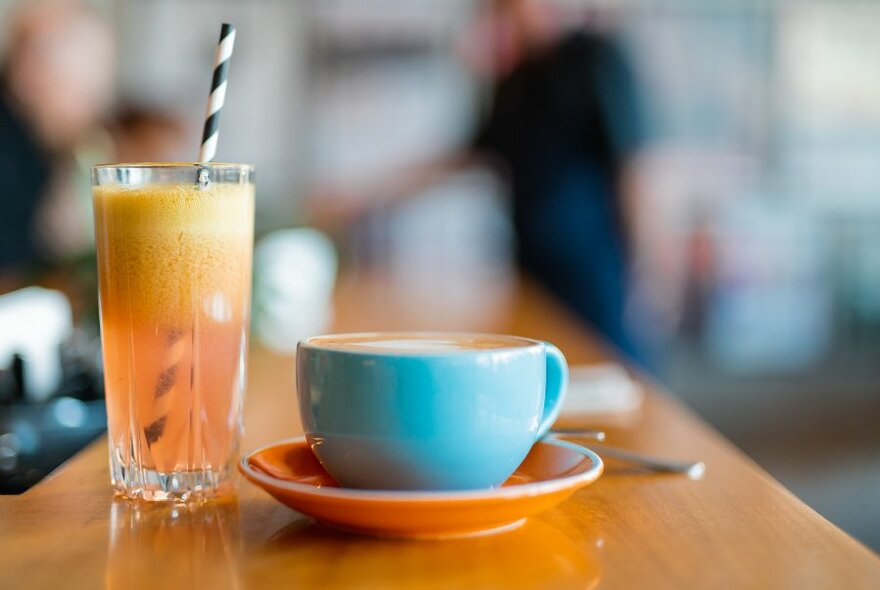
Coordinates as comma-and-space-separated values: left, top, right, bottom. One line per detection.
92, 164, 254, 501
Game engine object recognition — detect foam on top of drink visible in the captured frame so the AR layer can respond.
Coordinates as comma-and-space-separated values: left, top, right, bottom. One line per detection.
94, 183, 254, 235
93, 182, 254, 325
307, 333, 534, 353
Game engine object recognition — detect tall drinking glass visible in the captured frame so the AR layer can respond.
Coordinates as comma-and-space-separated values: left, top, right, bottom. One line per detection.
92, 164, 255, 501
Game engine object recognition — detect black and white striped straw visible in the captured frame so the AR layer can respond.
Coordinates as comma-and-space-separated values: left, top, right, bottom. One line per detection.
198, 23, 236, 163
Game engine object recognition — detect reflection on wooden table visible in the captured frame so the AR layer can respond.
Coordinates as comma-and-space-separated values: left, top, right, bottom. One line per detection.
106, 499, 241, 590
254, 516, 600, 589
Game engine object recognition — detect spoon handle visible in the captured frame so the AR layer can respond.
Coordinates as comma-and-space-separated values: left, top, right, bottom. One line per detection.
589, 443, 706, 480
548, 431, 705, 480
548, 428, 606, 442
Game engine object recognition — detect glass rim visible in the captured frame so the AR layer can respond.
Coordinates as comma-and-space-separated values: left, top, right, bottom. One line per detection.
91, 162, 254, 171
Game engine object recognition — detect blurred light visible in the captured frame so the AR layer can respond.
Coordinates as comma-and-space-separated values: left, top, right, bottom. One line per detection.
0, 432, 20, 472
9, 420, 39, 453
52, 396, 87, 428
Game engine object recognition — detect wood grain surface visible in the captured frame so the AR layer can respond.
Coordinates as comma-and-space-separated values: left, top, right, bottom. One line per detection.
1, 271, 878, 589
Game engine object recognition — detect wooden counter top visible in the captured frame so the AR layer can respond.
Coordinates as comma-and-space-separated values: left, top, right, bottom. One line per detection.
2, 271, 878, 589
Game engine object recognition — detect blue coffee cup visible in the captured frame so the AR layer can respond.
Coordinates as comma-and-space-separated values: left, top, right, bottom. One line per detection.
296, 332, 568, 490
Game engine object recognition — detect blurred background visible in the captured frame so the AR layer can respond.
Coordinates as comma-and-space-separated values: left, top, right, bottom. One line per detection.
0, 0, 878, 550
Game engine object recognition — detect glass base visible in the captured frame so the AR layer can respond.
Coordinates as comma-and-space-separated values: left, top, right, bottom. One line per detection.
111, 454, 236, 502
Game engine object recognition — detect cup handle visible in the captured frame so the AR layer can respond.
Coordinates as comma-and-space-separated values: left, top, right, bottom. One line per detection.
537, 342, 569, 439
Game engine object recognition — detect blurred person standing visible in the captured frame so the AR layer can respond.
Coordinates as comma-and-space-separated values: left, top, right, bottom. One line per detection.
309, 0, 651, 368
108, 106, 189, 164
0, 0, 115, 273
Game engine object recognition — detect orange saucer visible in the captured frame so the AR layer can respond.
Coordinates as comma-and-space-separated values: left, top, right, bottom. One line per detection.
239, 437, 603, 539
